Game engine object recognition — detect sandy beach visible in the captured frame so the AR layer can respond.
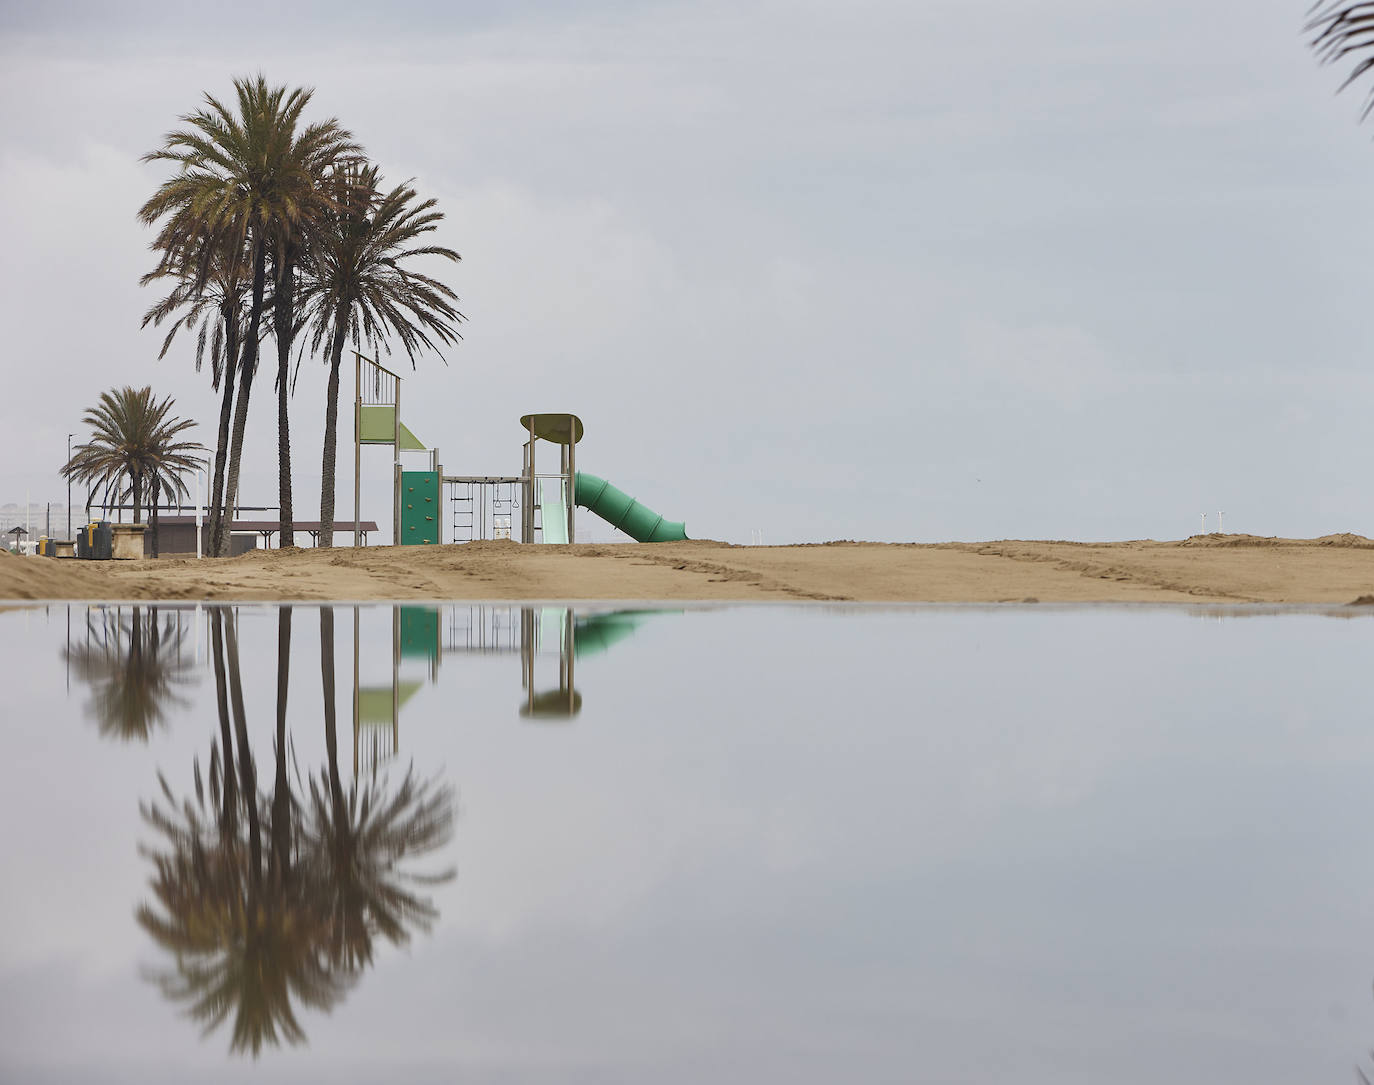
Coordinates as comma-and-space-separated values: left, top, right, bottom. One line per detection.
2, 533, 1373, 604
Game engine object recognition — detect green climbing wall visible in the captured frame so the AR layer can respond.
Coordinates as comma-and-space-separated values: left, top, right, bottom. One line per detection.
400, 606, 440, 659
400, 470, 441, 544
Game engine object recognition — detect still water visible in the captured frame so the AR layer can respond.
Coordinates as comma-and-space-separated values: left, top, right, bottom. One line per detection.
2, 602, 1373, 1083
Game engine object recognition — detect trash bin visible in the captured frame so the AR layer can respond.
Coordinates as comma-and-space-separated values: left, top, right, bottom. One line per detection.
93, 521, 112, 560
79, 521, 113, 560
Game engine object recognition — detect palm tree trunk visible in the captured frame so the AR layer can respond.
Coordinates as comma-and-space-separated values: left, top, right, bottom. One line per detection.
211, 608, 239, 837
129, 607, 143, 677
270, 606, 293, 886
320, 606, 345, 813
207, 309, 241, 557
218, 239, 267, 560
224, 607, 261, 885
318, 304, 350, 549
150, 476, 161, 558
274, 248, 296, 549
132, 470, 143, 525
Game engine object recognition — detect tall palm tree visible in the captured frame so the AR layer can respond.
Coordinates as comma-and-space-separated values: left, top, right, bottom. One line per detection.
300, 164, 464, 547
310, 606, 456, 969
138, 607, 352, 1054
62, 387, 205, 542
140, 76, 360, 552
137, 605, 454, 1053
141, 236, 253, 556
1308, 4, 1374, 115
138, 747, 350, 1054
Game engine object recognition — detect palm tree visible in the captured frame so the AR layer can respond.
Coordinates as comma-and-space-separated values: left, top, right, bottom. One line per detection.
140, 76, 360, 552
64, 606, 196, 740
300, 163, 464, 547
137, 605, 454, 1053
310, 606, 456, 969
141, 236, 253, 556
138, 606, 353, 1054
62, 387, 205, 546
1308, 4, 1374, 116
138, 748, 351, 1054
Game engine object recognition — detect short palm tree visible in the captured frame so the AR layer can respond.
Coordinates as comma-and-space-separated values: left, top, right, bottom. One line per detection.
64, 606, 196, 741
140, 76, 360, 551
300, 163, 463, 547
63, 387, 205, 550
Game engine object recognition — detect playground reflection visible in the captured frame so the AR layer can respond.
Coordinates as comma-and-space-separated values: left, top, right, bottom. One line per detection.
358, 604, 672, 766
134, 606, 455, 1055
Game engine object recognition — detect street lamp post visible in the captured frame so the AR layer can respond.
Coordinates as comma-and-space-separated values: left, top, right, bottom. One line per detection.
66, 433, 73, 541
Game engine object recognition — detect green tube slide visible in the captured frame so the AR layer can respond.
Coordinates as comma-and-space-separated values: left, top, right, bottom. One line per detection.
574, 609, 675, 657
574, 472, 687, 542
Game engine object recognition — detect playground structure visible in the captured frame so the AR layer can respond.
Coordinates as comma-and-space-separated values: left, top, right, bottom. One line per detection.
354, 353, 687, 546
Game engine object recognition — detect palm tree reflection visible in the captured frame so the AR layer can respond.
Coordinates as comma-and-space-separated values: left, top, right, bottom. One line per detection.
65, 605, 196, 741
312, 605, 454, 971
137, 605, 455, 1055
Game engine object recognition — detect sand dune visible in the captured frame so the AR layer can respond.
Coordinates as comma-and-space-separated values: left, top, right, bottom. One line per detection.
3, 534, 1373, 604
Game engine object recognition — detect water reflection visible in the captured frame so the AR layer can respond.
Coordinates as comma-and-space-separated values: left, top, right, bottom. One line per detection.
13, 602, 1374, 1081
357, 605, 671, 756
136, 605, 455, 1055
63, 605, 197, 741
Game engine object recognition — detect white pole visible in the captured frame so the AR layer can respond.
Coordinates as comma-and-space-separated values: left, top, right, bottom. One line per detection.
1200, 512, 1206, 535
195, 465, 204, 559
1217, 510, 1224, 534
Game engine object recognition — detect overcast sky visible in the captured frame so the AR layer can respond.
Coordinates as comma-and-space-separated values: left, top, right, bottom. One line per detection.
1, 0, 1372, 544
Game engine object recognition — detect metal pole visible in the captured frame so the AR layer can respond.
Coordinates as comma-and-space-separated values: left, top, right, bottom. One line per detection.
393, 373, 401, 546
566, 609, 576, 713
391, 604, 400, 753
67, 434, 72, 540
522, 607, 534, 713
527, 420, 536, 543
567, 415, 576, 544
354, 351, 362, 548
352, 604, 360, 779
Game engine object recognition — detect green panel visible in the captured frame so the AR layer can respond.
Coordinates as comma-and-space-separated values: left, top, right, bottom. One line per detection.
398, 422, 426, 450
358, 681, 424, 725
400, 470, 441, 544
400, 606, 440, 659
360, 404, 397, 444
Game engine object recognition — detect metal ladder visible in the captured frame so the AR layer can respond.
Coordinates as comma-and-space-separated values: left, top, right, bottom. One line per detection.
450, 482, 474, 542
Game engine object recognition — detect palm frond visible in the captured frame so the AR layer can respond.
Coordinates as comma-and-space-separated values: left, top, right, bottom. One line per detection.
1308, 3, 1374, 118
